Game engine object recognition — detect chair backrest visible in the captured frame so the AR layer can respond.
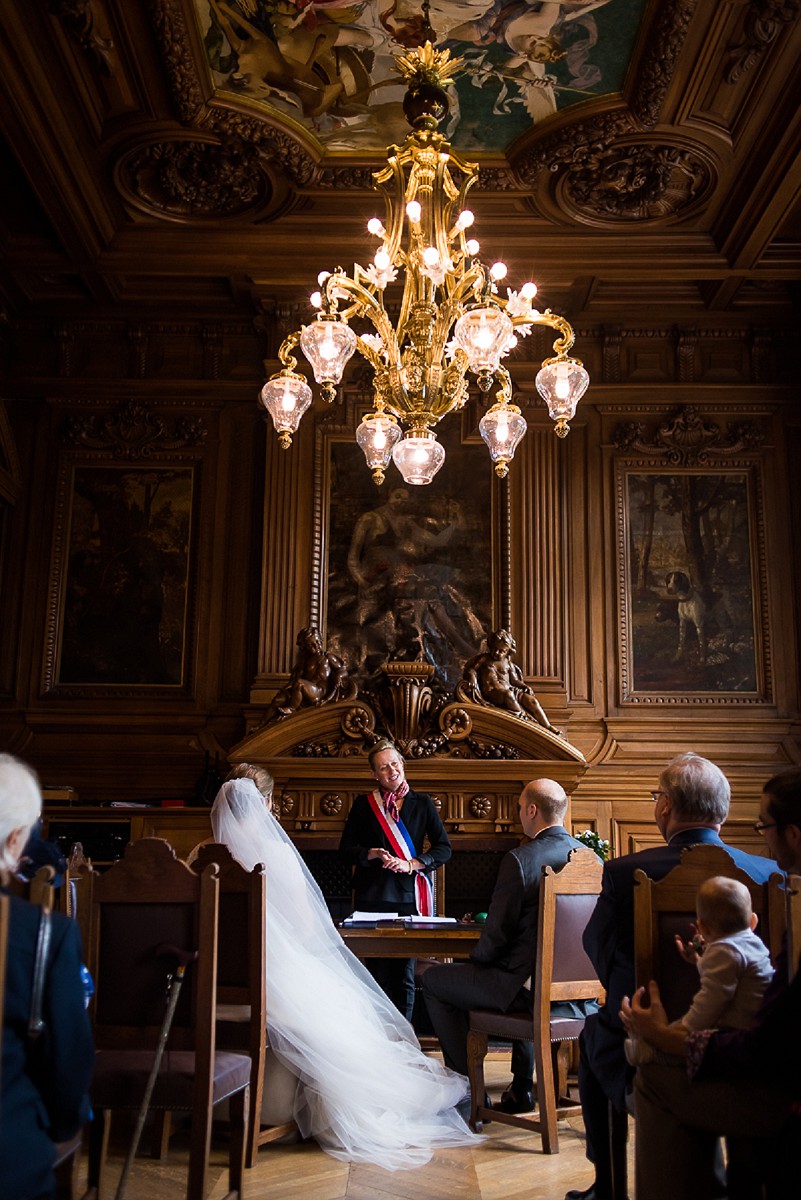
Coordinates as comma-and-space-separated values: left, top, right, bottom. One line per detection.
6, 864, 56, 909
785, 873, 801, 982
0, 891, 8, 1092
80, 838, 219, 1059
192, 843, 266, 1017
633, 842, 786, 1021
533, 846, 605, 1022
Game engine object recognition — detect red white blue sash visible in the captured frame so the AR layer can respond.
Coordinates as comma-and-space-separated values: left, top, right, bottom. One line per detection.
368, 790, 434, 917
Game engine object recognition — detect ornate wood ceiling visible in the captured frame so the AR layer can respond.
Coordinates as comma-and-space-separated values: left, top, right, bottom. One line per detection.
0, 0, 800, 331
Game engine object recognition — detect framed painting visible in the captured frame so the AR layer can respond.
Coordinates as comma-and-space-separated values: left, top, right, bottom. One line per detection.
43, 463, 196, 693
616, 464, 770, 703
316, 421, 502, 692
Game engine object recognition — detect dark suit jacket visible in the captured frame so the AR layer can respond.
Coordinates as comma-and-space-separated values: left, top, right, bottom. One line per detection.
339, 788, 451, 914
1, 892, 94, 1200
581, 827, 778, 1108
469, 825, 589, 1011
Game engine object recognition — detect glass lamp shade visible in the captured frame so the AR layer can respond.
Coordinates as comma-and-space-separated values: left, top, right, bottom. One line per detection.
535, 357, 590, 436
259, 372, 313, 447
391, 431, 446, 485
300, 319, 357, 384
479, 403, 527, 477
453, 305, 513, 376
356, 412, 402, 483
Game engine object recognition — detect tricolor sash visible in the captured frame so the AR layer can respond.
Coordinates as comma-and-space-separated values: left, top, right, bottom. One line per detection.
368, 790, 434, 917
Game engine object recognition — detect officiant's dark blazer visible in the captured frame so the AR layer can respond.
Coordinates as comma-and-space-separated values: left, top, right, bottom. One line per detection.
339, 788, 451, 914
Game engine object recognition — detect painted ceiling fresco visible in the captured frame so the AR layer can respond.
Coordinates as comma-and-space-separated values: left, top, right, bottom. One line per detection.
192, 0, 649, 155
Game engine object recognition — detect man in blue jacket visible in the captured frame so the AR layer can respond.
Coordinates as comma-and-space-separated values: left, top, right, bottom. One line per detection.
566, 752, 778, 1200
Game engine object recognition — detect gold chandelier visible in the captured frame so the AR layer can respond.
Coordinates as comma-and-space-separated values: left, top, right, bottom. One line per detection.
259, 43, 589, 486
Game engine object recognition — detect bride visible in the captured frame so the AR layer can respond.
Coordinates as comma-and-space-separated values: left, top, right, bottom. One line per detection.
208, 774, 478, 1169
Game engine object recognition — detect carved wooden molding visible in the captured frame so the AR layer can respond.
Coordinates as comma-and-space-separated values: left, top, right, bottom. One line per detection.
612, 406, 765, 466
48, 0, 114, 76
725, 0, 801, 84
62, 399, 208, 458
116, 137, 268, 219
560, 140, 713, 223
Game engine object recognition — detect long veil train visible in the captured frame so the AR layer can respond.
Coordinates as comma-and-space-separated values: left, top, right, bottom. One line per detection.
211, 779, 478, 1169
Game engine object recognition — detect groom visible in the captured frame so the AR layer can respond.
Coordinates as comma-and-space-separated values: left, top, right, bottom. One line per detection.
339, 738, 452, 1021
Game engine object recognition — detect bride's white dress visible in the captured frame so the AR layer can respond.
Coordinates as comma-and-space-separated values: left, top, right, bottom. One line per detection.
211, 780, 479, 1169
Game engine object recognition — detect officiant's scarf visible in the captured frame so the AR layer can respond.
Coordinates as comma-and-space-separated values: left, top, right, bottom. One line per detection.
369, 790, 434, 917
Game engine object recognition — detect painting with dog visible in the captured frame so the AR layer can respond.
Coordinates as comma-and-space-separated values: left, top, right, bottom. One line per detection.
619, 470, 763, 698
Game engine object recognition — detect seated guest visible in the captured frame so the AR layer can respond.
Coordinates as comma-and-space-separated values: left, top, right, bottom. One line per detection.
422, 778, 598, 1111
568, 752, 778, 1200
624, 875, 774, 1066
185, 760, 273, 866
621, 767, 801, 1200
0, 753, 94, 1200
18, 818, 67, 888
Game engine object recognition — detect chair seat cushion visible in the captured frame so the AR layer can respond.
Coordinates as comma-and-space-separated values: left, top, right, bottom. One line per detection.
91, 1050, 251, 1111
468, 1008, 585, 1042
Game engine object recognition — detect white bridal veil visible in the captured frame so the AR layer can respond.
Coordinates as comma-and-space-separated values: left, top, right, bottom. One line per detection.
211, 779, 477, 1169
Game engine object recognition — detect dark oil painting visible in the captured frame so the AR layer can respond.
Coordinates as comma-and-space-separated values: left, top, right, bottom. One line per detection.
621, 471, 760, 697
324, 428, 494, 692
57, 466, 193, 686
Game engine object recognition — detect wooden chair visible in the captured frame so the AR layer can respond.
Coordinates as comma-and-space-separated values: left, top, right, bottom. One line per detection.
466, 846, 604, 1153
633, 843, 786, 1021
0, 892, 8, 1093
7, 863, 57, 908
79, 838, 251, 1200
783, 872, 801, 981
191, 842, 296, 1164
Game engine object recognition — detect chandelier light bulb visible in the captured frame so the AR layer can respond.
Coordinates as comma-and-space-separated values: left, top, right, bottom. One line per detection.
422, 246, 440, 267
466, 238, 479, 256
406, 200, 421, 222
457, 209, 474, 230
521, 281, 537, 299
555, 361, 570, 399
490, 261, 507, 280
317, 270, 331, 286
476, 321, 495, 350
367, 217, 384, 235
309, 290, 322, 308
374, 248, 391, 270
373, 428, 386, 450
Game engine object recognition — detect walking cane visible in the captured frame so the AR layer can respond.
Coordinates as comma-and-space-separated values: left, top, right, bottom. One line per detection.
114, 944, 199, 1200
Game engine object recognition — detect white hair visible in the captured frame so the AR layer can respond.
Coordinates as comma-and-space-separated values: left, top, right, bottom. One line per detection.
0, 753, 43, 877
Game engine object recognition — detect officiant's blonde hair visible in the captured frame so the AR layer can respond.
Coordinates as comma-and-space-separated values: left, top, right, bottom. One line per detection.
367, 739, 403, 770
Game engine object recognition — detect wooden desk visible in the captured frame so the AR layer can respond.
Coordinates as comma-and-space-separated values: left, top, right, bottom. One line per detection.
339, 923, 481, 959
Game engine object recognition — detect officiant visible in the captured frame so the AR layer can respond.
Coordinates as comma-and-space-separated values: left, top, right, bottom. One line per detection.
339, 739, 452, 1021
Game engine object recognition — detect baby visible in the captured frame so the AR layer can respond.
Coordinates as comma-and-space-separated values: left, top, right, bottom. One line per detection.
625, 875, 774, 1065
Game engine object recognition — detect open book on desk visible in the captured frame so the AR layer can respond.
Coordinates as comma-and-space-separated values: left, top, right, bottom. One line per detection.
342, 912, 458, 926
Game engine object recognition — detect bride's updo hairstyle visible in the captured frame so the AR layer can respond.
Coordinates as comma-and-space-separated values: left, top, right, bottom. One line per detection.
226, 761, 274, 812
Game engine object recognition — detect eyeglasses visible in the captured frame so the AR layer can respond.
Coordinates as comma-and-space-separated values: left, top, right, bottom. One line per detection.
649, 790, 668, 802
753, 820, 778, 835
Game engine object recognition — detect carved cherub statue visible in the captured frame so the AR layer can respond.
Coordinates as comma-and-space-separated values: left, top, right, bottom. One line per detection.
261, 626, 358, 725
457, 628, 561, 734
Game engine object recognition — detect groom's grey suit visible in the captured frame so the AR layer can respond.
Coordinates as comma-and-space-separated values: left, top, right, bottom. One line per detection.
422, 824, 589, 1077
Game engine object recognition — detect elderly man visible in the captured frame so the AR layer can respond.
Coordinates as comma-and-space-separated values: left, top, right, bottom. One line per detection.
422, 778, 593, 1109
622, 766, 801, 1200
567, 752, 778, 1200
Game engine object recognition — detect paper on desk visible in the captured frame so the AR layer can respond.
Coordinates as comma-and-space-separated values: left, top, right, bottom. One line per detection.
343, 912, 459, 925
344, 912, 400, 923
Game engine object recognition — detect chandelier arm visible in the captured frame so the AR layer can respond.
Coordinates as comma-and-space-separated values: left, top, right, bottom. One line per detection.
530, 310, 577, 357
276, 331, 302, 372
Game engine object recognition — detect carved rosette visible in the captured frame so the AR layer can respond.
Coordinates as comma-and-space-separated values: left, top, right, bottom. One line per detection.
115, 138, 269, 220
469, 795, 492, 819
278, 792, 296, 817
320, 793, 343, 817
559, 142, 713, 223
